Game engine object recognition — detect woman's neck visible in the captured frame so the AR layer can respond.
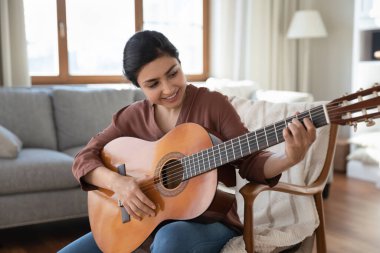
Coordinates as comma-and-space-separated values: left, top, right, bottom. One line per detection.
154, 105, 182, 133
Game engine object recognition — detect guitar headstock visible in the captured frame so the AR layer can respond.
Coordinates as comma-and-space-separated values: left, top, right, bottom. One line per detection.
327, 84, 380, 131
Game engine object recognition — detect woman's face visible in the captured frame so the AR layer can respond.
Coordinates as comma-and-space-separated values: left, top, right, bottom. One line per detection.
137, 56, 187, 110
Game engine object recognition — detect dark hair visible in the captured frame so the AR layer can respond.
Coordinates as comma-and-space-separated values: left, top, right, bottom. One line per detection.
122, 30, 180, 87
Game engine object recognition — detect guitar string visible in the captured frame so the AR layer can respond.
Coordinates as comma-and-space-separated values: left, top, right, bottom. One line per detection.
140, 102, 378, 192
139, 102, 379, 191
153, 100, 373, 184
138, 108, 331, 192
139, 113, 329, 192
140, 106, 350, 192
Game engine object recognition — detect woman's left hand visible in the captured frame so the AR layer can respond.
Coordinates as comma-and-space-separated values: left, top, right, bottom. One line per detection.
282, 117, 316, 166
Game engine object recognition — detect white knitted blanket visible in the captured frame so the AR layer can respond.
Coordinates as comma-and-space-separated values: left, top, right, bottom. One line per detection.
221, 97, 331, 253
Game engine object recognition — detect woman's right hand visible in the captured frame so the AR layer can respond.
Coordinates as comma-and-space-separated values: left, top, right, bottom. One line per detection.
111, 175, 156, 221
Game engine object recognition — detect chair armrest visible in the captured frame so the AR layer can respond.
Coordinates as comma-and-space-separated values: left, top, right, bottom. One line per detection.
239, 180, 325, 201
239, 181, 327, 253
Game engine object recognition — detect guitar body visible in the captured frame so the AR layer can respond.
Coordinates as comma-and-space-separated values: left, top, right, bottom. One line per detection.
88, 123, 219, 253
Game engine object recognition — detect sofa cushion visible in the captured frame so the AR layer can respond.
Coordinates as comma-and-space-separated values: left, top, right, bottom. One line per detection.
52, 88, 143, 151
63, 146, 85, 158
0, 149, 78, 194
0, 125, 23, 158
0, 88, 57, 149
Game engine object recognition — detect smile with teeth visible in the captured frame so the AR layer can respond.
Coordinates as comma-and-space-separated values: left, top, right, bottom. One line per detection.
163, 90, 178, 100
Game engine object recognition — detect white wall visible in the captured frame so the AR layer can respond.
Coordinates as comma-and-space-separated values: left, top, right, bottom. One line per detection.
308, 0, 354, 138
308, 0, 354, 101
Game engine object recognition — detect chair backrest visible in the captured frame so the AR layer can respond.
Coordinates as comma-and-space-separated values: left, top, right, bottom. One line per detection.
228, 96, 338, 252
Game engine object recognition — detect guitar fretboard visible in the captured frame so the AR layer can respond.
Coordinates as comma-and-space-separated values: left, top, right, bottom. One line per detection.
181, 105, 329, 180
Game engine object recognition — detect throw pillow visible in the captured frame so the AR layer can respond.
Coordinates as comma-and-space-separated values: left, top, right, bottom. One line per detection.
347, 147, 380, 165
349, 132, 380, 149
0, 125, 23, 158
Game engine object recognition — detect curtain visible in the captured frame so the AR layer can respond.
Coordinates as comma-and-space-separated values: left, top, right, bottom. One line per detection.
0, 0, 31, 87
210, 0, 308, 91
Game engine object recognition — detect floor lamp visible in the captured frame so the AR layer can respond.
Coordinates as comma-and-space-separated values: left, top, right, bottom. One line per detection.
287, 10, 327, 92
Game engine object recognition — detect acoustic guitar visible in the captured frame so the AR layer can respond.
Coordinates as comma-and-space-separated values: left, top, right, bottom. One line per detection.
88, 85, 380, 253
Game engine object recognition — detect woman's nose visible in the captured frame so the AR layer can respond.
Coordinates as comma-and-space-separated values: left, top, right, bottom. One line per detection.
162, 81, 173, 94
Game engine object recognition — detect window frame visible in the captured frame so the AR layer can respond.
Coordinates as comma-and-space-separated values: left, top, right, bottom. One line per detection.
31, 0, 209, 85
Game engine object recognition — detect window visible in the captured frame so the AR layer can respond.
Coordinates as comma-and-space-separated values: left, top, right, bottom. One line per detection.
23, 0, 209, 84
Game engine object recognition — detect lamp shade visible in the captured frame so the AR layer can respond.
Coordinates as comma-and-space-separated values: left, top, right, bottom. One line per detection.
287, 10, 327, 39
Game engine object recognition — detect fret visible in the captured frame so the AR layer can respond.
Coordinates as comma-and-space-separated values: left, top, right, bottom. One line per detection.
265, 124, 277, 146
192, 154, 197, 177
286, 117, 293, 127
246, 133, 251, 154
212, 146, 217, 168
206, 149, 211, 171
254, 131, 259, 150
201, 151, 206, 173
222, 142, 228, 164
256, 129, 266, 149
182, 158, 187, 180
199, 151, 204, 174
205, 150, 210, 172
187, 156, 192, 178
191, 153, 196, 176
202, 152, 206, 173
263, 126, 269, 147
217, 144, 223, 167
185, 157, 189, 180
238, 136, 243, 157
309, 109, 313, 122
244, 133, 252, 157
203, 150, 209, 172
230, 139, 236, 160
273, 123, 279, 143
196, 153, 202, 175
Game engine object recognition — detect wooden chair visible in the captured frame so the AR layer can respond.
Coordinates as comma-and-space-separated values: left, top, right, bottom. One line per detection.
239, 124, 338, 253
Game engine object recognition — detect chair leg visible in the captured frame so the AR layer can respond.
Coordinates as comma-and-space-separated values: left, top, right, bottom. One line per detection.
243, 198, 254, 253
314, 192, 327, 253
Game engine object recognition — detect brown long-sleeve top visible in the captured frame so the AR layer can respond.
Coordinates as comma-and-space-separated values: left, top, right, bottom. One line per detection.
72, 84, 281, 233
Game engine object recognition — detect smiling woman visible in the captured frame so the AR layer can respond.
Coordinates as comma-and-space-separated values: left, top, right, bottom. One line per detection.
22, 0, 208, 84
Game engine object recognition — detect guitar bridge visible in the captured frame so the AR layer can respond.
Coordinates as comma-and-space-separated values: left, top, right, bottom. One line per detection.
117, 164, 130, 223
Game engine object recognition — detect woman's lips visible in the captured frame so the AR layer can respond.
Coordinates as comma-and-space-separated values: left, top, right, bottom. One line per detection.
162, 89, 179, 102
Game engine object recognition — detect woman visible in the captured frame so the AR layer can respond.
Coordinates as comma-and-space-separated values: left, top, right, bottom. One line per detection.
59, 30, 316, 253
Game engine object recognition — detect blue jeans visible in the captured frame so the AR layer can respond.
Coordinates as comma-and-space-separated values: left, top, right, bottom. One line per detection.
58, 221, 238, 253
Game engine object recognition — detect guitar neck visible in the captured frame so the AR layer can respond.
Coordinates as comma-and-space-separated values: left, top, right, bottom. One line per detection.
181, 104, 329, 180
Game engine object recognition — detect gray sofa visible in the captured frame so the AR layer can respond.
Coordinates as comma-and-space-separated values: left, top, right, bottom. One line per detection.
0, 86, 145, 229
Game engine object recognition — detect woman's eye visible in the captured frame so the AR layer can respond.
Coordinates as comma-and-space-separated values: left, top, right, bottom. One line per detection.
148, 82, 158, 88
169, 70, 178, 78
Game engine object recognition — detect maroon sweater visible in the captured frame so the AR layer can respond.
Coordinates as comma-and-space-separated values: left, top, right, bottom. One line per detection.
72, 84, 280, 233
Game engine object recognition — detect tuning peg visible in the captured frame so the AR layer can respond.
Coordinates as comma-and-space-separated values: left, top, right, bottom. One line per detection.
349, 121, 358, 132
365, 118, 376, 127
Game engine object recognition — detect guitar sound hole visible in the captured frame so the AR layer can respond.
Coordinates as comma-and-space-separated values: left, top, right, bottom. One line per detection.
161, 159, 183, 190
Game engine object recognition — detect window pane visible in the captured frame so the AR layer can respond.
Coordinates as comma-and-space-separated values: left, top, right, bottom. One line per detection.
143, 0, 203, 75
66, 0, 135, 76
24, 0, 59, 76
